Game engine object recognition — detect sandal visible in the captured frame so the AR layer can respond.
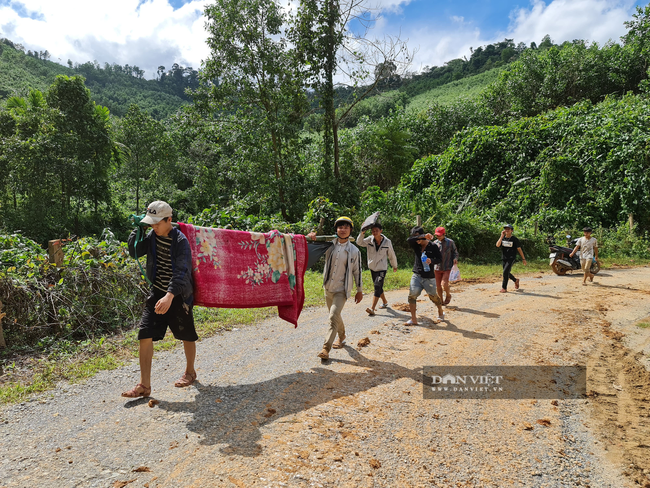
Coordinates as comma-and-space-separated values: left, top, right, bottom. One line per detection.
174, 371, 197, 388
405, 319, 418, 326
379, 303, 389, 309
500, 288, 507, 293
366, 308, 375, 316
121, 383, 151, 398
443, 295, 451, 305
332, 335, 346, 349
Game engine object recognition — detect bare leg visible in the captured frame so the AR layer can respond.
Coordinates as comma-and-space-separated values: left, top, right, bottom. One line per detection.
139, 338, 154, 387
409, 302, 418, 323
183, 340, 197, 376
380, 293, 388, 306
371, 295, 379, 311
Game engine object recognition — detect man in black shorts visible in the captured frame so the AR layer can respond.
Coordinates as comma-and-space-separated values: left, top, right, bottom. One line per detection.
122, 201, 197, 398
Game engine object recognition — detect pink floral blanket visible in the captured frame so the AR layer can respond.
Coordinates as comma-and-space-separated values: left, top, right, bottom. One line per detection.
178, 223, 307, 327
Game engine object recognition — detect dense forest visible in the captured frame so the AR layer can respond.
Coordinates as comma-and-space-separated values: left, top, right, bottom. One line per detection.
0, 2, 649, 250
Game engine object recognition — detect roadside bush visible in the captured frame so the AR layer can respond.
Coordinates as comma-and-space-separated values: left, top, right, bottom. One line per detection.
0, 230, 147, 354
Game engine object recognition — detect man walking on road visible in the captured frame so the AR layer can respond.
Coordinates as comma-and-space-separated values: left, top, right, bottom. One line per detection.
122, 201, 197, 398
569, 227, 600, 285
496, 224, 527, 293
357, 222, 398, 316
308, 217, 363, 360
406, 226, 445, 325
433, 226, 458, 305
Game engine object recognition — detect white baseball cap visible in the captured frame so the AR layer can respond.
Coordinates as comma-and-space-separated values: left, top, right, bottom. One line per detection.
141, 200, 173, 225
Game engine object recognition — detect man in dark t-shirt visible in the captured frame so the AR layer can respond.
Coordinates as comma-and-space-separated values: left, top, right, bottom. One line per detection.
496, 224, 527, 292
405, 226, 445, 325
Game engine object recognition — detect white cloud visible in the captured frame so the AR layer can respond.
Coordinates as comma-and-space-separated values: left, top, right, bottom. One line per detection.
375, 0, 638, 74
0, 0, 211, 78
506, 0, 635, 46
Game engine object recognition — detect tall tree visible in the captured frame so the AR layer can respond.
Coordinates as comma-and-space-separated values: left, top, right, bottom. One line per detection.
290, 0, 412, 179
113, 104, 175, 211
199, 0, 310, 220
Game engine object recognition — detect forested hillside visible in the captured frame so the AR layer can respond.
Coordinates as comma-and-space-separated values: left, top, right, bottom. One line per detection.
0, 39, 191, 119
0, 2, 649, 258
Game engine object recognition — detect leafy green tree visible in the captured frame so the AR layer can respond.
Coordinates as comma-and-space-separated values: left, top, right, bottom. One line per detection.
113, 104, 175, 212
290, 0, 412, 180
199, 0, 310, 220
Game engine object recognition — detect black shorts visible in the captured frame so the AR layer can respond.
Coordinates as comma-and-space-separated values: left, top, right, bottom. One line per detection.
371, 269, 387, 298
138, 290, 198, 342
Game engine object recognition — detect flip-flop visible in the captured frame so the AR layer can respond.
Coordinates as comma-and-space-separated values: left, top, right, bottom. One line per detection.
437, 313, 446, 322
500, 289, 508, 293
366, 308, 375, 316
379, 303, 389, 309
405, 319, 418, 325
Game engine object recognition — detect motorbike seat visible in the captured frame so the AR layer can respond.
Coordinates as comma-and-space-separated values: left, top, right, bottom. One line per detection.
553, 246, 574, 254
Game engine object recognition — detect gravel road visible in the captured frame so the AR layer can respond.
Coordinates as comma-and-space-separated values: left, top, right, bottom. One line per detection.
1, 267, 650, 488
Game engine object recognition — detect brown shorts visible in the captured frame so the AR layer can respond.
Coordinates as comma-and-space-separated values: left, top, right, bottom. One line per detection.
580, 259, 592, 272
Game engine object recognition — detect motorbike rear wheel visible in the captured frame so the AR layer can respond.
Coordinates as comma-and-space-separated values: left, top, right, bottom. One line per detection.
551, 260, 568, 276
590, 261, 600, 275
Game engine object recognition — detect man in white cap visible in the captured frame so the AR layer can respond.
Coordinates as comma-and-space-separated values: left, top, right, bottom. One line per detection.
122, 201, 197, 398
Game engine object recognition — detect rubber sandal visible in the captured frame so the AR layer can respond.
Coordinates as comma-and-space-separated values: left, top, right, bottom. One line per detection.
379, 303, 389, 309
515, 279, 520, 290
437, 313, 446, 322
121, 383, 151, 398
332, 339, 346, 349
366, 308, 375, 316
317, 348, 329, 359
500, 289, 507, 293
405, 319, 418, 326
174, 371, 197, 388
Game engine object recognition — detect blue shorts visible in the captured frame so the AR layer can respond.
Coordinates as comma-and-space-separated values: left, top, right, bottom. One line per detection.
408, 274, 441, 305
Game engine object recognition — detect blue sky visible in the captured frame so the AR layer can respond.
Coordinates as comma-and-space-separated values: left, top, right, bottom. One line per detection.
0, 0, 645, 79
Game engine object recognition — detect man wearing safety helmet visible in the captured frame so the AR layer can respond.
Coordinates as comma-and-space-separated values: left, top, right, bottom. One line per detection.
308, 217, 363, 360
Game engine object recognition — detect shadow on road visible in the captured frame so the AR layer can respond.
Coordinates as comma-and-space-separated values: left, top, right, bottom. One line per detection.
152, 349, 426, 457
445, 306, 500, 318
515, 290, 563, 299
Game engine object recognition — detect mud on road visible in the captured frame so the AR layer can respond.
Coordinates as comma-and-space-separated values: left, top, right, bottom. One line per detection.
1, 267, 650, 487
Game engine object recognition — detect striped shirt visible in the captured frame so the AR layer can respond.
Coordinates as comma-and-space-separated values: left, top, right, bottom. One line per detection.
154, 234, 173, 293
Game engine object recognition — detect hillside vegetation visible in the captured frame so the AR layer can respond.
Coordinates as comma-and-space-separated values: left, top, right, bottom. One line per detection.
0, 39, 190, 119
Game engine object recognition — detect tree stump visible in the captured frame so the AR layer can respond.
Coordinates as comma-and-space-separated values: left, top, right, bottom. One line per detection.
48, 239, 63, 266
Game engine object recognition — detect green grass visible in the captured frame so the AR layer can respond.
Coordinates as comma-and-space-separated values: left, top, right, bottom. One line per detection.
637, 322, 650, 329
406, 68, 504, 112
1, 255, 648, 405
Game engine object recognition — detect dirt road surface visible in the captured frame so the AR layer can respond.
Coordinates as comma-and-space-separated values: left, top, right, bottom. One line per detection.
1, 267, 650, 487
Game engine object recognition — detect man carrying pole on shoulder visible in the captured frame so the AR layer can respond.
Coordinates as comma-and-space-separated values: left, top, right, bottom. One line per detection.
122, 201, 197, 398
357, 222, 398, 316
308, 217, 363, 360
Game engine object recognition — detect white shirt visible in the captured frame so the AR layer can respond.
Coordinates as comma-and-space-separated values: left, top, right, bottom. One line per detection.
577, 236, 598, 260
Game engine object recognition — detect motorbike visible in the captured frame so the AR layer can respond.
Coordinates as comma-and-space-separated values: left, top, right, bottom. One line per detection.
548, 235, 600, 276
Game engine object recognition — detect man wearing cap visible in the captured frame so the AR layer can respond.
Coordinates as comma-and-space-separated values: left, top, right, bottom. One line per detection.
569, 227, 600, 285
496, 224, 527, 293
406, 226, 445, 325
432, 227, 459, 305
308, 217, 363, 360
357, 222, 398, 316
122, 201, 197, 398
